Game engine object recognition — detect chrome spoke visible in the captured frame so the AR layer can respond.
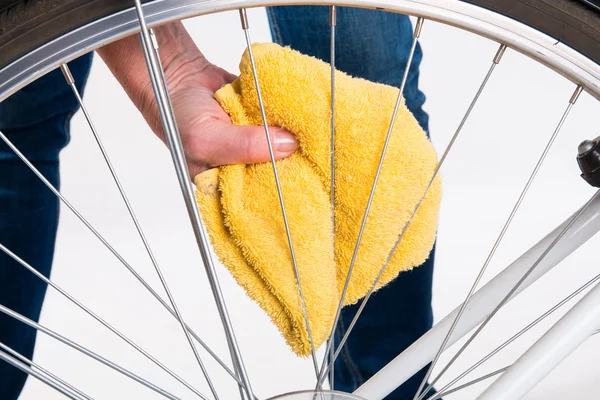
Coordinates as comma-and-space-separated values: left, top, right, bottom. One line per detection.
414, 84, 584, 400
228, 342, 250, 400
354, 190, 600, 400
478, 278, 600, 398
317, 16, 425, 387
239, 7, 320, 377
329, 4, 337, 389
425, 187, 600, 400
134, 2, 253, 398
60, 62, 221, 396
426, 367, 509, 400
0, 242, 207, 398
330, 3, 337, 239
0, 303, 184, 400
0, 1, 594, 399
317, 43, 507, 387
0, 341, 93, 400
0, 128, 242, 387
0, 348, 87, 400
428, 266, 600, 399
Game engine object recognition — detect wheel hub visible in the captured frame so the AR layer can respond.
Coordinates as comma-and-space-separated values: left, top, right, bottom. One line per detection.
268, 390, 366, 400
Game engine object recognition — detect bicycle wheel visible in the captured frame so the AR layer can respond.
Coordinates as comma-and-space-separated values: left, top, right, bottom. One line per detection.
1, 1, 600, 399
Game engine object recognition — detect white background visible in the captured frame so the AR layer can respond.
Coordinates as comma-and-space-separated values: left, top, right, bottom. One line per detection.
16, 5, 600, 400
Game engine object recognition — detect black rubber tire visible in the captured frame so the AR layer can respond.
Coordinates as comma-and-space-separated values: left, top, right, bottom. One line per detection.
0, 0, 600, 70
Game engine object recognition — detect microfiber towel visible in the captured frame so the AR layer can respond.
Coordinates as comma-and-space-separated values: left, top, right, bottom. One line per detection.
194, 43, 441, 356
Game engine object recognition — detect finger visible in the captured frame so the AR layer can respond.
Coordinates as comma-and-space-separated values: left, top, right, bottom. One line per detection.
189, 119, 299, 167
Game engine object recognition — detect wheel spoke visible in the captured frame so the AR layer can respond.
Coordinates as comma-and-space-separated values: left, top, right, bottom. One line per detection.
0, 341, 93, 400
414, 84, 584, 400
133, 2, 255, 399
477, 275, 600, 398
0, 1, 594, 398
328, 4, 337, 389
0, 348, 88, 400
426, 367, 509, 400
317, 16, 425, 387
60, 62, 226, 397
428, 261, 600, 399
0, 241, 210, 398
0, 303, 185, 400
317, 43, 507, 387
239, 7, 320, 377
0, 127, 242, 387
227, 341, 251, 400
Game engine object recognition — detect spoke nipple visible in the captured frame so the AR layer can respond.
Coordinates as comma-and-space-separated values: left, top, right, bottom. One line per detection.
330, 5, 337, 26
60, 64, 75, 86
239, 8, 249, 30
414, 17, 425, 38
149, 28, 159, 50
570, 85, 584, 104
493, 44, 507, 64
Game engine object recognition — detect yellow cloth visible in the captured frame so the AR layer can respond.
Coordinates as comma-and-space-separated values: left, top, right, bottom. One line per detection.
194, 43, 441, 356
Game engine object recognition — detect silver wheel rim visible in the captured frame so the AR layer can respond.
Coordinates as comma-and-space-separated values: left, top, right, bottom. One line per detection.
1, 0, 600, 102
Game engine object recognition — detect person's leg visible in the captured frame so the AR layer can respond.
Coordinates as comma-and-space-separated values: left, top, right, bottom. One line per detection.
267, 7, 435, 398
0, 53, 93, 399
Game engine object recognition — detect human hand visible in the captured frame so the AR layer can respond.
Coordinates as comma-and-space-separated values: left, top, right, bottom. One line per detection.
97, 21, 298, 178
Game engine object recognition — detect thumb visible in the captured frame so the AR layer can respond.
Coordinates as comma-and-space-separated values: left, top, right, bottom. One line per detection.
196, 118, 299, 167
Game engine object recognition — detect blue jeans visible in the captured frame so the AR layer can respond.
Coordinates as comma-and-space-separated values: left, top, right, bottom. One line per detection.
0, 7, 434, 400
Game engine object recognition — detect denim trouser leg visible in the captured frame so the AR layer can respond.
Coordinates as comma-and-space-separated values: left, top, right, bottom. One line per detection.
267, 7, 435, 399
0, 53, 93, 400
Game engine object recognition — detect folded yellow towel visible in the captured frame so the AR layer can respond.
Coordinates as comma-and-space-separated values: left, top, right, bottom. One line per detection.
195, 43, 441, 356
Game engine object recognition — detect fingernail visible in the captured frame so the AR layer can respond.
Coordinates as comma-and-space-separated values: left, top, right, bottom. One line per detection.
274, 132, 298, 153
